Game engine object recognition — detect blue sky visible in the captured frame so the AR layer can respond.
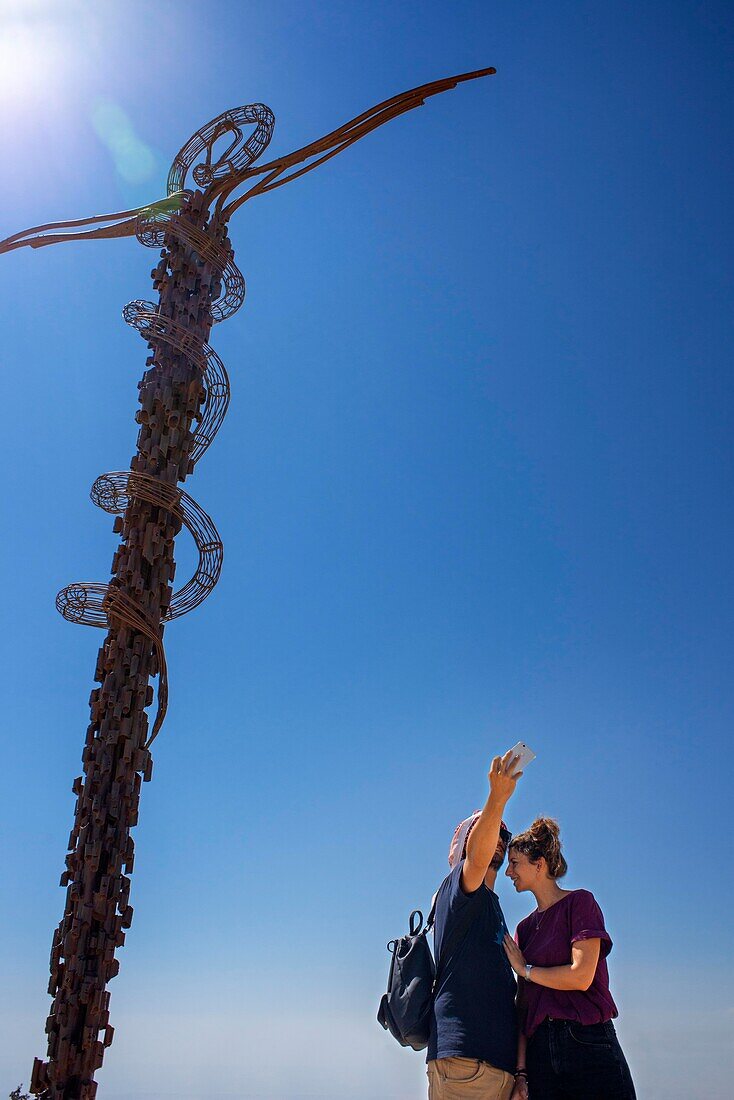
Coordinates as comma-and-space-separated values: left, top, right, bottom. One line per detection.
1, 2, 732, 1097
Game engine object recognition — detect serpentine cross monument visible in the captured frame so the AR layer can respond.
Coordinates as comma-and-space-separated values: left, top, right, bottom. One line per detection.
1, 67, 495, 1099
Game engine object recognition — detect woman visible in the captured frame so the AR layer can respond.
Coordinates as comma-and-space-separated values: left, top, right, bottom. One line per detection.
502, 818, 636, 1100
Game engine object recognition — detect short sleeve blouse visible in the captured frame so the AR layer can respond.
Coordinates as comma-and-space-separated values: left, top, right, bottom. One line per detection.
516, 889, 618, 1037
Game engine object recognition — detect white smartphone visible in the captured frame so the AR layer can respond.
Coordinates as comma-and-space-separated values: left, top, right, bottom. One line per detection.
507, 741, 536, 769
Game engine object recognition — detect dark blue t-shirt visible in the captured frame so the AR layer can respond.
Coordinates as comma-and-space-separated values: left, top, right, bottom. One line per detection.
427, 861, 517, 1072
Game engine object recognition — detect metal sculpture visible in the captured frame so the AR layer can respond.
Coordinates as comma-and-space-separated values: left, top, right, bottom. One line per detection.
1, 67, 495, 1099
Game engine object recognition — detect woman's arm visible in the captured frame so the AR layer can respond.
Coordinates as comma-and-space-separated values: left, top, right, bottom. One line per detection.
503, 934, 601, 992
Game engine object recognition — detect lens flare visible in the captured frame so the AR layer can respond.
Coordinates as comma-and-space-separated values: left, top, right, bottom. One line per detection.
91, 99, 157, 185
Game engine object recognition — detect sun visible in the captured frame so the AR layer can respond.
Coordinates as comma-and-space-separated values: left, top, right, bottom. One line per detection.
0, 2, 72, 104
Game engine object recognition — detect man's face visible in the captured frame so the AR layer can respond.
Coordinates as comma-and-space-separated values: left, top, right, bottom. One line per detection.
489, 837, 508, 872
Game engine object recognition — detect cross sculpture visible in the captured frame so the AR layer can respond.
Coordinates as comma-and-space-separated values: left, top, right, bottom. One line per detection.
1, 67, 494, 1099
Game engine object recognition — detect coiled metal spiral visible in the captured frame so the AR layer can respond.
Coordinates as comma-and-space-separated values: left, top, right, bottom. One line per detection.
54, 185, 248, 745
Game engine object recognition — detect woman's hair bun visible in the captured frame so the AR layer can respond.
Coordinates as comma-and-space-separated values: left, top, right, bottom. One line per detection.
530, 817, 561, 841
509, 816, 568, 879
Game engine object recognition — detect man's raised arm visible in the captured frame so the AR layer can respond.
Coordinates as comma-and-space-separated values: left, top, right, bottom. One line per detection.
461, 751, 522, 893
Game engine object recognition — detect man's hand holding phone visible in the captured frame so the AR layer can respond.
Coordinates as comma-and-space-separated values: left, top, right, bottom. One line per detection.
488, 749, 525, 804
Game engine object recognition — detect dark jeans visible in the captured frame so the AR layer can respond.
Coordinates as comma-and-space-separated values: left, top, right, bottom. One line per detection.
527, 1019, 636, 1100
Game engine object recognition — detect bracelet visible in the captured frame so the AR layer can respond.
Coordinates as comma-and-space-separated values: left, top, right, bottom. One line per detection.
525, 962, 534, 982
514, 1069, 528, 1078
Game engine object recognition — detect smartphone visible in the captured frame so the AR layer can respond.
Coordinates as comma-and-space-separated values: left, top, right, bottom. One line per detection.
507, 741, 536, 769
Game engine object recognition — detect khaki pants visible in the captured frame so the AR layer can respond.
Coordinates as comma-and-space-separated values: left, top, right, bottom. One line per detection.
427, 1057, 514, 1100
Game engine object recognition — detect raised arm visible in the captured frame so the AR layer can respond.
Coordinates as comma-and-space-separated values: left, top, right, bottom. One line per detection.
461, 750, 522, 893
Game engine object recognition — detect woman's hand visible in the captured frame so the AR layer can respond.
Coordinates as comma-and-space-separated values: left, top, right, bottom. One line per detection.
510, 1076, 529, 1100
503, 932, 527, 977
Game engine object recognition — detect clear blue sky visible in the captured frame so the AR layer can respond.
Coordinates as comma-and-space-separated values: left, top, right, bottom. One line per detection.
1, 2, 732, 1098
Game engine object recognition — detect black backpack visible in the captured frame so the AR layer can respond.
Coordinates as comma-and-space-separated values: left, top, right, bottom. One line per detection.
378, 890, 465, 1052
377, 905, 436, 1050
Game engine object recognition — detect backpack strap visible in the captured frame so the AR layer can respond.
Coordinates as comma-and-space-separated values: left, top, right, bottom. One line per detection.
425, 892, 439, 933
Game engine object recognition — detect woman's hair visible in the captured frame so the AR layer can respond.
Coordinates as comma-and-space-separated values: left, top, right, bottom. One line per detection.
509, 817, 568, 879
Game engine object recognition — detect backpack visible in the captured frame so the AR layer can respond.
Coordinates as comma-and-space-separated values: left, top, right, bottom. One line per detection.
377, 905, 436, 1050
378, 884, 471, 1053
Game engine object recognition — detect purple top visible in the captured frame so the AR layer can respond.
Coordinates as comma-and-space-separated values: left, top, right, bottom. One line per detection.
516, 889, 618, 1038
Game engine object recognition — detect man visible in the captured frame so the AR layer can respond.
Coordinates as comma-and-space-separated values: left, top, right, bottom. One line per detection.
427, 750, 524, 1100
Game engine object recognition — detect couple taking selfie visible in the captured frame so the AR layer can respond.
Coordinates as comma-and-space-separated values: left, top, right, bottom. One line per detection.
427, 749, 636, 1100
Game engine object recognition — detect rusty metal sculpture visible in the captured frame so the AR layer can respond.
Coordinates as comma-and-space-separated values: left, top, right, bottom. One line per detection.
1, 68, 495, 1099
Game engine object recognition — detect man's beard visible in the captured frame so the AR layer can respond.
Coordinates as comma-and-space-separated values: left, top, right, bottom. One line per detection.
489, 853, 505, 871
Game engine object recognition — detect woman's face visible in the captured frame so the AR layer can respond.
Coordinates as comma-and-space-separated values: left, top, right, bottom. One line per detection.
505, 848, 540, 891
